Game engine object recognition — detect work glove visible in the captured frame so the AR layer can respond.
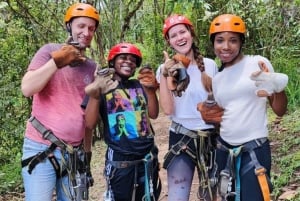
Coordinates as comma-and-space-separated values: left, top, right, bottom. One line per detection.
85, 67, 119, 99
50, 37, 86, 68
250, 61, 288, 97
197, 93, 224, 124
162, 51, 190, 97
84, 151, 94, 187
137, 64, 159, 90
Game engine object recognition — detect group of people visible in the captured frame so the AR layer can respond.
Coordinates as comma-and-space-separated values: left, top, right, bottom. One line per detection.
20, 2, 288, 201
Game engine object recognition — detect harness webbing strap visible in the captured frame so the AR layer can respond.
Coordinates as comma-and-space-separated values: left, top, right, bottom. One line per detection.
233, 147, 242, 201
108, 159, 144, 168
21, 143, 57, 174
163, 134, 193, 169
249, 150, 271, 201
143, 153, 153, 201
29, 116, 74, 153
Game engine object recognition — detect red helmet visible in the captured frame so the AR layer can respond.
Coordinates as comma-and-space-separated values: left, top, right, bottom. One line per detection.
108, 43, 142, 67
64, 3, 100, 28
163, 14, 194, 39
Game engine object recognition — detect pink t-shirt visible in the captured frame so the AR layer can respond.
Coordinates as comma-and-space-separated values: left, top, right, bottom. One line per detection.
24, 43, 96, 146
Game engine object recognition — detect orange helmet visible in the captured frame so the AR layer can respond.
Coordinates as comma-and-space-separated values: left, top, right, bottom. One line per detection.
64, 3, 100, 27
108, 43, 142, 67
209, 14, 246, 36
163, 14, 193, 39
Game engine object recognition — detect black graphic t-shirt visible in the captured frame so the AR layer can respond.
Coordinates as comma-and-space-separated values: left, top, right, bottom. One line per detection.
100, 80, 154, 156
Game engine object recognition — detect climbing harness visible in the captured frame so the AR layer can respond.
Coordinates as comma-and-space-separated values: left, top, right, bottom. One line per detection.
104, 149, 161, 201
21, 116, 92, 201
217, 137, 272, 201
163, 121, 218, 200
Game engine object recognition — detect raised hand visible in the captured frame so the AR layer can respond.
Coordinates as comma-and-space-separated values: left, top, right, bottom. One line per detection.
137, 64, 159, 90
51, 37, 86, 68
85, 68, 118, 98
250, 61, 288, 97
162, 51, 190, 97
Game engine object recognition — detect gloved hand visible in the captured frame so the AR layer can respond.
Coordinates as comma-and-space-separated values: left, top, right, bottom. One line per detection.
84, 151, 94, 187
197, 103, 224, 124
51, 37, 86, 68
85, 68, 119, 98
162, 51, 190, 97
137, 65, 159, 90
173, 54, 190, 68
174, 67, 190, 97
162, 57, 177, 77
250, 61, 288, 97
197, 94, 224, 124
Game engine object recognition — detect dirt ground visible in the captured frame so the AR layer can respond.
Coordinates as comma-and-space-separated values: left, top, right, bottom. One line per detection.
88, 112, 201, 201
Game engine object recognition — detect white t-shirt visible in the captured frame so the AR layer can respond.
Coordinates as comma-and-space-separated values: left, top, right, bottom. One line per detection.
158, 58, 219, 130
213, 55, 274, 145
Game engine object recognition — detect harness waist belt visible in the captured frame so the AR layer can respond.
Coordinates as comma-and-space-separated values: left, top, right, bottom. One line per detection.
170, 121, 211, 138
217, 137, 268, 153
108, 159, 144, 168
29, 116, 74, 153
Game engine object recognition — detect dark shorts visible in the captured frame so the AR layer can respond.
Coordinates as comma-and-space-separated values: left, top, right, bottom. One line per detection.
104, 146, 161, 201
216, 137, 272, 201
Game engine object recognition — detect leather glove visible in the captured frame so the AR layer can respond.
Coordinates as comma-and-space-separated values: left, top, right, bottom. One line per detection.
174, 67, 190, 97
137, 65, 159, 90
51, 37, 86, 68
85, 68, 119, 98
51, 45, 86, 68
197, 93, 224, 124
162, 52, 190, 97
173, 54, 190, 67
250, 61, 288, 97
162, 58, 177, 77
84, 151, 94, 187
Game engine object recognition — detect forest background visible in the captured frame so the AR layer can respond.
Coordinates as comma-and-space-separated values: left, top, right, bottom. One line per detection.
0, 0, 299, 200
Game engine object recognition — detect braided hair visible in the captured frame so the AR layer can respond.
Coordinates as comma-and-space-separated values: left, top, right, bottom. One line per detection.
192, 43, 212, 92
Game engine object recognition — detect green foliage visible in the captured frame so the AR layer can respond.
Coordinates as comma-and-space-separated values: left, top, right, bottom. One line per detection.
269, 110, 300, 200
0, 0, 300, 197
0, 154, 23, 194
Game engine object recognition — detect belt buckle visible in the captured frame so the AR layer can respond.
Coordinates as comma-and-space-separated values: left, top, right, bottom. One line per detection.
170, 143, 183, 155
119, 161, 129, 168
174, 123, 182, 134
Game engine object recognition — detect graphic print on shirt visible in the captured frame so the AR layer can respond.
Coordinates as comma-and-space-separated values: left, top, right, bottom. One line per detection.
106, 87, 153, 141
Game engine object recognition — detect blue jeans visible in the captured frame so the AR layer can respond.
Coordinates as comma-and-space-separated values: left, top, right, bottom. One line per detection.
22, 138, 73, 201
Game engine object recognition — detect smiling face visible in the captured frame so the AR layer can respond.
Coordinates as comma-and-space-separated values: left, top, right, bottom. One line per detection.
213, 31, 244, 67
70, 17, 97, 48
113, 54, 138, 79
167, 24, 193, 56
